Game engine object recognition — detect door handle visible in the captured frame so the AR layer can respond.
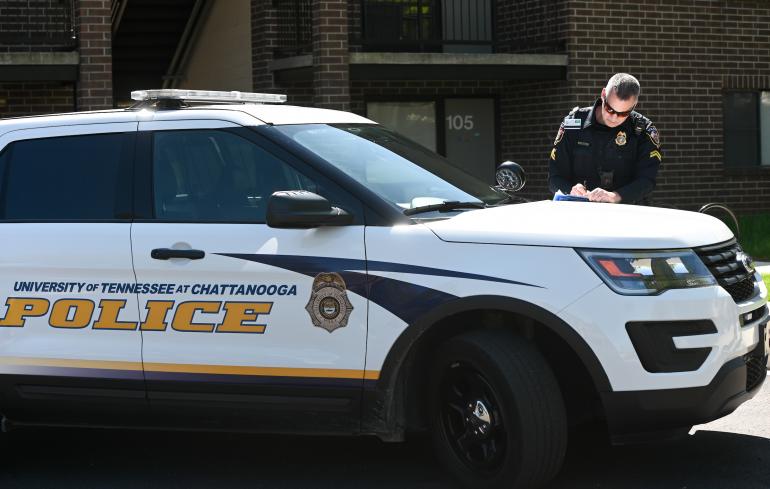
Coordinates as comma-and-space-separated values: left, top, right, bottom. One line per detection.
151, 248, 205, 260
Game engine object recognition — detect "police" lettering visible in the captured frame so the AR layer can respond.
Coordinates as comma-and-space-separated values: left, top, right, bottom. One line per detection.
0, 297, 273, 334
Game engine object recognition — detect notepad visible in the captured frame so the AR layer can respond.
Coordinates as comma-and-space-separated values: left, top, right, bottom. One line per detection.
553, 191, 589, 202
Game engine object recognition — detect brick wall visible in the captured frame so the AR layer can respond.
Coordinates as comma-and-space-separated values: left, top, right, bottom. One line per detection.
278, 80, 315, 107
75, 0, 112, 110
0, 82, 75, 117
347, 0, 362, 52
564, 0, 770, 214
252, 0, 278, 92
0, 0, 76, 53
496, 0, 567, 54
312, 0, 350, 110
501, 79, 575, 201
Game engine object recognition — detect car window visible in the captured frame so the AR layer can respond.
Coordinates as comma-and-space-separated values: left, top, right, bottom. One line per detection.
273, 124, 509, 210
152, 130, 320, 222
0, 133, 133, 220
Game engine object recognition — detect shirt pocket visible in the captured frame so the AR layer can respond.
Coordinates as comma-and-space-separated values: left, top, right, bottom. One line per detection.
605, 144, 634, 180
573, 146, 593, 178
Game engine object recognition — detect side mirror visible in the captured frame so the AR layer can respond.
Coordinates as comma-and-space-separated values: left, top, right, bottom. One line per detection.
495, 161, 526, 192
267, 190, 353, 229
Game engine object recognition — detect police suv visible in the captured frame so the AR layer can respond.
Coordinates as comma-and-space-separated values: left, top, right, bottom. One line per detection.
0, 90, 766, 489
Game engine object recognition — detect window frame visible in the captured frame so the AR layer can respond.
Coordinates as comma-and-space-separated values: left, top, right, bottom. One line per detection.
723, 89, 770, 173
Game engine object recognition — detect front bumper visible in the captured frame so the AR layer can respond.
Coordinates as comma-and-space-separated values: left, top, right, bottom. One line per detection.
602, 345, 767, 444
559, 271, 768, 392
558, 270, 768, 443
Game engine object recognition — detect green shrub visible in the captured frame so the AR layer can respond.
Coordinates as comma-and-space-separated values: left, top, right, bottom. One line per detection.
739, 214, 770, 260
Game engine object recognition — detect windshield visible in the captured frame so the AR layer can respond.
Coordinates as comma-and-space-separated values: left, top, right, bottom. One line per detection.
272, 124, 509, 213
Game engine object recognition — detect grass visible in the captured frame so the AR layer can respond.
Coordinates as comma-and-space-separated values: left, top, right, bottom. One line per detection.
739, 213, 770, 260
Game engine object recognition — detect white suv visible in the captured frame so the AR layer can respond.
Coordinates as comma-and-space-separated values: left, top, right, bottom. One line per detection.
0, 90, 766, 489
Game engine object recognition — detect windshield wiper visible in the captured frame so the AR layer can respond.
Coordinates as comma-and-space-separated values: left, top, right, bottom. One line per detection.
489, 195, 530, 206
403, 201, 486, 216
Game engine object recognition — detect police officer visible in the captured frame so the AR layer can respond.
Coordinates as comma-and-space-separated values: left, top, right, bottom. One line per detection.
549, 73, 661, 204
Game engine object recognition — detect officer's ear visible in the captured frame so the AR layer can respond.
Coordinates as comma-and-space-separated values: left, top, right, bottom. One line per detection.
601, 87, 606, 99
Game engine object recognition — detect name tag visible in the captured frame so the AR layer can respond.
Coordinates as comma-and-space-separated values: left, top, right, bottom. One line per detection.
563, 118, 582, 128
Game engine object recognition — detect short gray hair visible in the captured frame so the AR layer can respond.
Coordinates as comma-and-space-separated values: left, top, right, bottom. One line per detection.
605, 73, 640, 100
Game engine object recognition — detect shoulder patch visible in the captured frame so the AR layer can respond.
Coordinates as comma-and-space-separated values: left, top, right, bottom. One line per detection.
554, 124, 565, 145
646, 124, 660, 148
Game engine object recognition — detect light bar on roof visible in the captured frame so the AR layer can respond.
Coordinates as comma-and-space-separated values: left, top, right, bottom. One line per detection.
130, 89, 287, 104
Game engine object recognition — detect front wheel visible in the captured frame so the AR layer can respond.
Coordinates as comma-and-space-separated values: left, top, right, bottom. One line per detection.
429, 330, 567, 489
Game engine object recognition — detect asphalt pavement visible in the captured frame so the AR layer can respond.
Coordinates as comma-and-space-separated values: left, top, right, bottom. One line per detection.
0, 373, 768, 488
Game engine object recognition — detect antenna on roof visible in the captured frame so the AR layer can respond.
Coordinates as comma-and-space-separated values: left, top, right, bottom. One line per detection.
130, 89, 287, 109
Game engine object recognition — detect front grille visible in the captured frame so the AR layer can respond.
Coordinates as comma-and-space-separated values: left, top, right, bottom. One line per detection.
694, 240, 757, 303
745, 354, 767, 392
726, 279, 757, 303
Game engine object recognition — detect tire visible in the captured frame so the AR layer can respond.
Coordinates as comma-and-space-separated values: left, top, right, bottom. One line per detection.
428, 329, 567, 489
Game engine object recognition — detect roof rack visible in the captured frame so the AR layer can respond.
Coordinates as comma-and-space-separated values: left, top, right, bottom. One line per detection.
130, 89, 287, 109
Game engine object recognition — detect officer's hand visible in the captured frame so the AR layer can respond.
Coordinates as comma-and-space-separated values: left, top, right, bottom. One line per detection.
570, 183, 588, 197
587, 188, 621, 203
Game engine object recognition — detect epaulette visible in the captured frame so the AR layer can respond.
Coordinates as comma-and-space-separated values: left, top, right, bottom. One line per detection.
562, 106, 587, 130
631, 112, 649, 135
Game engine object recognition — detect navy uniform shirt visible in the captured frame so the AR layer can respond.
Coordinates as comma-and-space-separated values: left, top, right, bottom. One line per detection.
548, 99, 662, 204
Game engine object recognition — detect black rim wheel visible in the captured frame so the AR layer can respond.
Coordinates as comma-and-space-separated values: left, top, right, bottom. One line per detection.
439, 361, 508, 475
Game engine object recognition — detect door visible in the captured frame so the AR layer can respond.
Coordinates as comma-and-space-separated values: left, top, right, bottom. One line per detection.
0, 125, 145, 425
131, 122, 369, 432
444, 98, 496, 183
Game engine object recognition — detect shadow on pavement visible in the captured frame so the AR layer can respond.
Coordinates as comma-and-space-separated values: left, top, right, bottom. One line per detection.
0, 429, 452, 489
0, 428, 768, 488
547, 429, 770, 489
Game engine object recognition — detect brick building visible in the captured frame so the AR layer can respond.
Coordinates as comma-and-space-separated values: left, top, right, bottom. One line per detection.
258, 0, 770, 214
2, 0, 769, 214
0, 0, 111, 113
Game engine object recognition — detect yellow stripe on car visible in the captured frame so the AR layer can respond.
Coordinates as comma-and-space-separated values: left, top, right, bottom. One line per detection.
0, 356, 380, 380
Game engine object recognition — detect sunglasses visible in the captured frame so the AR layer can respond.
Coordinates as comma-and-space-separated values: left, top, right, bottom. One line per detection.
602, 97, 635, 117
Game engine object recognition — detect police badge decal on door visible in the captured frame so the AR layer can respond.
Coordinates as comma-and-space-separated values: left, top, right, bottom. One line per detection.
305, 273, 354, 333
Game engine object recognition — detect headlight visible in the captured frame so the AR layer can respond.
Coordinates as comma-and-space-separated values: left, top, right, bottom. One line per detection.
578, 249, 716, 295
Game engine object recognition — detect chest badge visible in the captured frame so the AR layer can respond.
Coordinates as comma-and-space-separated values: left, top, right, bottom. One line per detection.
615, 131, 627, 146
305, 272, 354, 333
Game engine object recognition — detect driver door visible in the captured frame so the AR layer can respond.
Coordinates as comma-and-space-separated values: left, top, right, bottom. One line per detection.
131, 121, 369, 432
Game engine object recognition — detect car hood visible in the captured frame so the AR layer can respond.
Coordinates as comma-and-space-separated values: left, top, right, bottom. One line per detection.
423, 200, 734, 249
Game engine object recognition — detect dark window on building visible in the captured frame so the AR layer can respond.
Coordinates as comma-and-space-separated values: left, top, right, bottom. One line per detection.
367, 97, 498, 183
724, 91, 770, 167
152, 130, 320, 222
363, 0, 438, 51
362, 0, 493, 53
0, 133, 133, 220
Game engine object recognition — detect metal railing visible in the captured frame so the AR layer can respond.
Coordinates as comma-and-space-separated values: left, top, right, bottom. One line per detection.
361, 0, 493, 52
0, 0, 77, 50
271, 0, 563, 58
274, 0, 312, 57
